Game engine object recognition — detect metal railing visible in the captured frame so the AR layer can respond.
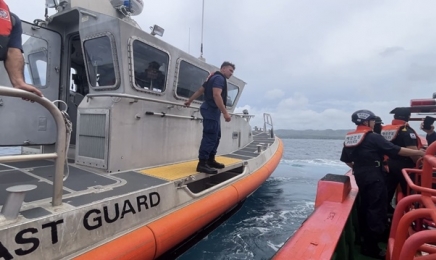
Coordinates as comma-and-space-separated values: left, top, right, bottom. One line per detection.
263, 113, 274, 138
0, 86, 67, 207
87, 93, 254, 118
387, 141, 436, 260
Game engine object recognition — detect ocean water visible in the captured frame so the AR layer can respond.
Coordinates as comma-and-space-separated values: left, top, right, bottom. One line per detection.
178, 138, 349, 260
0, 139, 349, 259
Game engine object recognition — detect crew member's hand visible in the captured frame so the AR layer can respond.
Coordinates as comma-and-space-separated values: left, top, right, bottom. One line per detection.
420, 122, 435, 135
223, 112, 231, 122
14, 83, 43, 102
184, 100, 191, 107
417, 150, 425, 157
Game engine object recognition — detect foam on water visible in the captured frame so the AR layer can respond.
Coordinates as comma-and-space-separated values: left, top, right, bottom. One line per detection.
281, 158, 348, 167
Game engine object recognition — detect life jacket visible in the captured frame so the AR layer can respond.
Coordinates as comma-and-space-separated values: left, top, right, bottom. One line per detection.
344, 125, 372, 148
202, 71, 228, 108
0, 0, 13, 61
381, 119, 423, 149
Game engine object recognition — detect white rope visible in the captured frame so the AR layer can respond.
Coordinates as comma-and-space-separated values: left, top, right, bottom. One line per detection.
52, 100, 73, 181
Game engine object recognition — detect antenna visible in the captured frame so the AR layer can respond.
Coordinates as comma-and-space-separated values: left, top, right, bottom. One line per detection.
188, 27, 191, 54
199, 0, 205, 61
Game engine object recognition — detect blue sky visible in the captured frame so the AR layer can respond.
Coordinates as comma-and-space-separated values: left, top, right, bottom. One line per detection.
10, 0, 436, 130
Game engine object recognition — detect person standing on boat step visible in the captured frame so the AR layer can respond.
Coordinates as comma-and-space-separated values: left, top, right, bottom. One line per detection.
184, 61, 235, 174
340, 109, 424, 259
381, 108, 421, 213
0, 0, 43, 99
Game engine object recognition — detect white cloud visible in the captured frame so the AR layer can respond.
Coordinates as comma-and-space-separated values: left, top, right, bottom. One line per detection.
10, 0, 436, 130
277, 93, 309, 110
265, 89, 285, 100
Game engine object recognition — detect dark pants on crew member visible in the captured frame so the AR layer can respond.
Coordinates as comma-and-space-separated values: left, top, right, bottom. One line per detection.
354, 166, 388, 254
199, 107, 221, 160
386, 159, 415, 207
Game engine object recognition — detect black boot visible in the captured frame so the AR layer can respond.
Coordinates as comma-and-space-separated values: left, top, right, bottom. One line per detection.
196, 160, 218, 174
207, 157, 225, 169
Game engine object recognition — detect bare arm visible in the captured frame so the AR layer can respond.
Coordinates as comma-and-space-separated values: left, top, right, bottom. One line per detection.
184, 86, 204, 107
398, 147, 425, 158
405, 145, 420, 163
5, 48, 43, 97
213, 87, 231, 122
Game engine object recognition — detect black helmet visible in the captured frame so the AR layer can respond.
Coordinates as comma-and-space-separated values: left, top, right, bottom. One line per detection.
394, 107, 411, 122
351, 110, 376, 125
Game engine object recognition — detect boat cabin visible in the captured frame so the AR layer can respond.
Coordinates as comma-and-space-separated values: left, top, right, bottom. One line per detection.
0, 0, 250, 173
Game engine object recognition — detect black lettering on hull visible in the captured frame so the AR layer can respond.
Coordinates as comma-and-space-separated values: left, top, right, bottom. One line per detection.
15, 228, 39, 256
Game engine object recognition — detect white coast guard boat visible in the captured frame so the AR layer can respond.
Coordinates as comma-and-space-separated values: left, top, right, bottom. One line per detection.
0, 1, 282, 259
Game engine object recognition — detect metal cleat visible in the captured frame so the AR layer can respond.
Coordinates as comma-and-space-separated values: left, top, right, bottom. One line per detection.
1, 184, 37, 220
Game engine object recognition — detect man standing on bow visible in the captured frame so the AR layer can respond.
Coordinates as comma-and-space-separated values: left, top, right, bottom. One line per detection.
0, 0, 42, 98
185, 61, 235, 174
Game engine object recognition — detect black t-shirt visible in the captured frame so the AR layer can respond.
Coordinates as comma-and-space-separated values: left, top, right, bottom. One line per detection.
427, 132, 436, 146
389, 126, 418, 162
340, 132, 401, 166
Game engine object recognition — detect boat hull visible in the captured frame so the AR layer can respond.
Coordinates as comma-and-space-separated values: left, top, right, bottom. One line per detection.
73, 139, 283, 260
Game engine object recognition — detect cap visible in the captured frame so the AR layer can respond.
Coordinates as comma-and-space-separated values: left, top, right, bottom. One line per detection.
148, 61, 160, 70
394, 107, 411, 121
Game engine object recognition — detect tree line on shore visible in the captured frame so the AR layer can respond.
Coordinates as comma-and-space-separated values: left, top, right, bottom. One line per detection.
274, 129, 352, 140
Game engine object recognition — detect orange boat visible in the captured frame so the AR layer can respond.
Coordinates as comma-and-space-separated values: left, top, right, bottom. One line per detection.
273, 98, 436, 260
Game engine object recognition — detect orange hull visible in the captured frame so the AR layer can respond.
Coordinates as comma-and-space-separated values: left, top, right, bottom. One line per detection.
75, 139, 283, 260
272, 170, 358, 260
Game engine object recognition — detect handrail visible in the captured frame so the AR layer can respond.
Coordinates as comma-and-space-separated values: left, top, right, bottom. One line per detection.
0, 86, 66, 206
388, 140, 436, 260
263, 113, 274, 138
87, 93, 251, 118
87, 93, 186, 107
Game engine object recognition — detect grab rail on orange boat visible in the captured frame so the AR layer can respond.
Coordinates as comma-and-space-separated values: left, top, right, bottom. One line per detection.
387, 140, 436, 260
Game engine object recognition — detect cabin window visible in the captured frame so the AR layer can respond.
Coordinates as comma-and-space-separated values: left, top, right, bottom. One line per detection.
83, 36, 117, 88
22, 35, 48, 88
227, 83, 240, 107
176, 60, 209, 101
132, 40, 169, 93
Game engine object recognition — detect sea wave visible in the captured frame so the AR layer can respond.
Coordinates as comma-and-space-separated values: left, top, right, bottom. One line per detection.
281, 158, 348, 167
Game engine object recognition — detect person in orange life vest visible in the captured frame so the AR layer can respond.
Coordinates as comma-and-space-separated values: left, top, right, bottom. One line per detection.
340, 109, 424, 259
0, 0, 42, 100
381, 108, 421, 211
184, 61, 234, 174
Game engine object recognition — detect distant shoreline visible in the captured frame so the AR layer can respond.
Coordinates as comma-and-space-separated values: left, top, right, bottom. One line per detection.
274, 129, 351, 140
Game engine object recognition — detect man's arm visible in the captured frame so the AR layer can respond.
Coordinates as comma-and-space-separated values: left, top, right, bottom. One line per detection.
401, 130, 420, 162
184, 86, 204, 107
398, 147, 425, 157
212, 87, 231, 122
4, 48, 43, 97
5, 15, 42, 97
